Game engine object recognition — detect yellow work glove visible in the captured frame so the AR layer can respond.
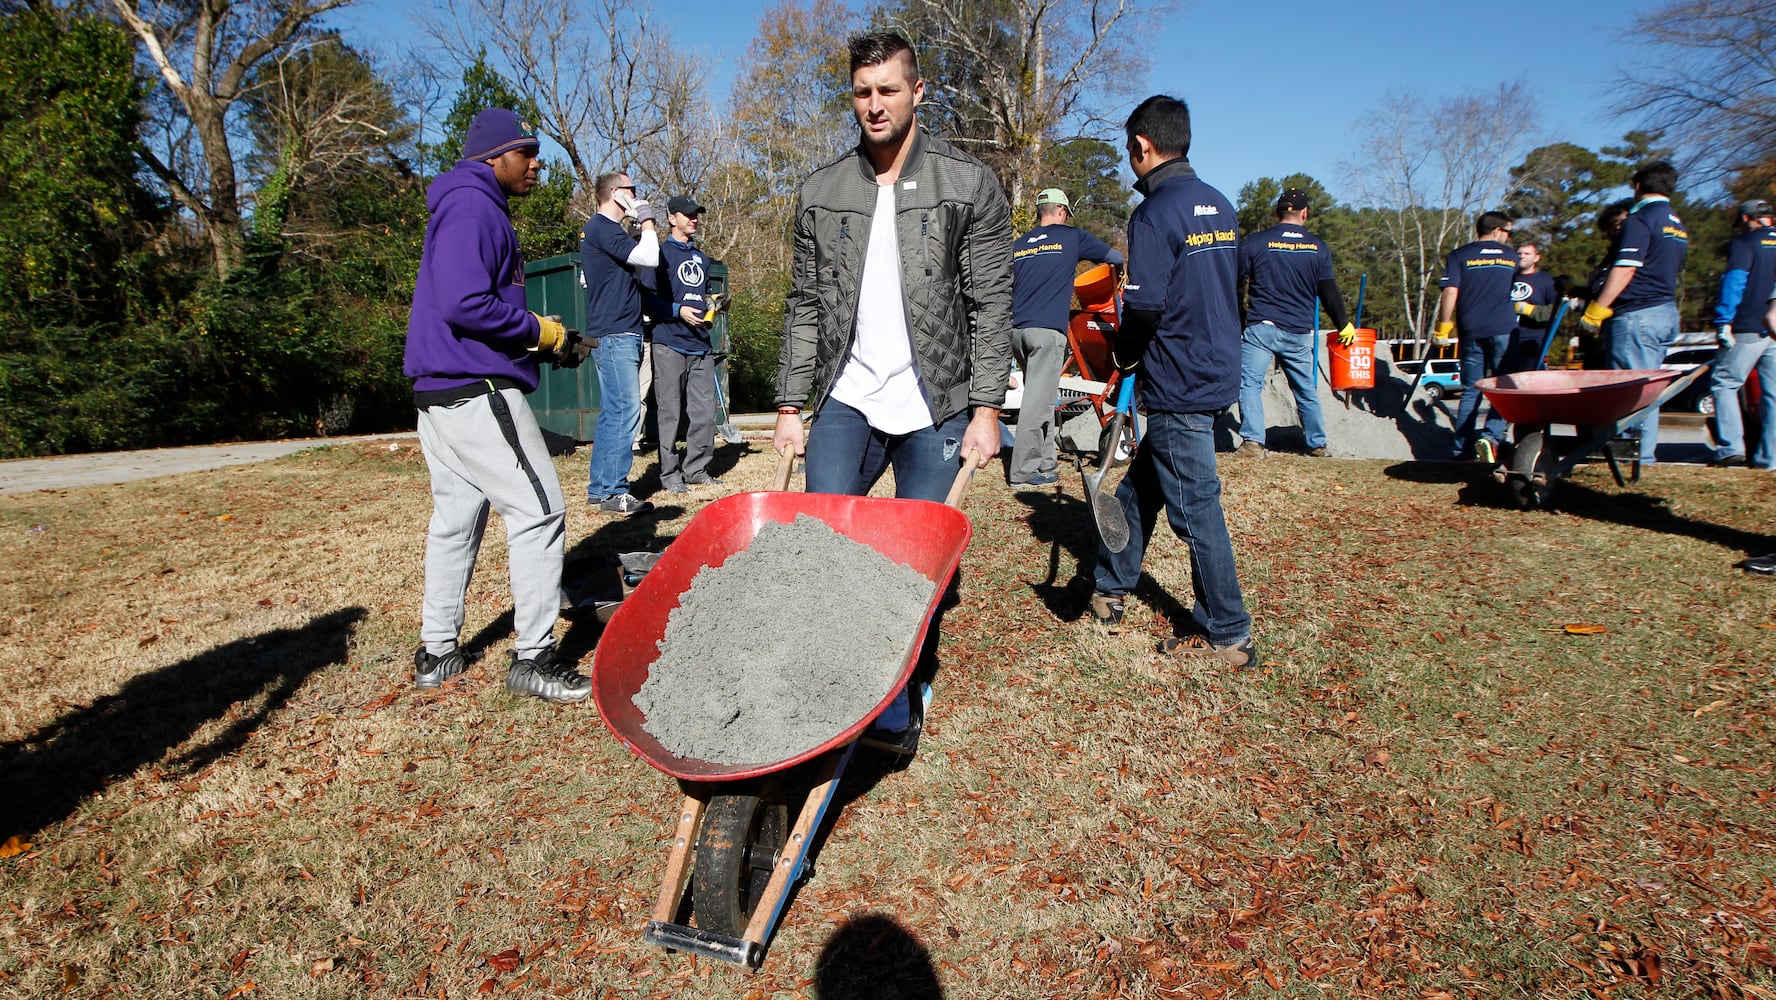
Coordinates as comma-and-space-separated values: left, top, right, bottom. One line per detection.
1432, 320, 1456, 346
1578, 302, 1612, 334
1336, 323, 1357, 346
531, 313, 567, 353
1514, 301, 1554, 322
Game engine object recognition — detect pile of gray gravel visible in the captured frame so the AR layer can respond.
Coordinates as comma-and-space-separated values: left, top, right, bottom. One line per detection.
634, 514, 936, 765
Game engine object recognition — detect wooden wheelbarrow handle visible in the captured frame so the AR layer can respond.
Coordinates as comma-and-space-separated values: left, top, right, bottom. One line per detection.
773, 446, 980, 509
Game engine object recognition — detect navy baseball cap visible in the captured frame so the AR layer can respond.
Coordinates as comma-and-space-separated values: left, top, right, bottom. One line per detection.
1739, 198, 1773, 219
1275, 188, 1310, 212
667, 195, 706, 216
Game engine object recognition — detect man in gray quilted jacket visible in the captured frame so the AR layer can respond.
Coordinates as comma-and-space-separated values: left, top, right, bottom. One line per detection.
772, 30, 1013, 750
772, 30, 1013, 500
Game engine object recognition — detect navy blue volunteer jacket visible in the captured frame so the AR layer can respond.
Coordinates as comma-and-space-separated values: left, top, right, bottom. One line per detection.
1122, 159, 1241, 414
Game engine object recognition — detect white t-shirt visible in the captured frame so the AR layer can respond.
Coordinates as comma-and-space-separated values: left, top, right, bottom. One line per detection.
830, 183, 932, 434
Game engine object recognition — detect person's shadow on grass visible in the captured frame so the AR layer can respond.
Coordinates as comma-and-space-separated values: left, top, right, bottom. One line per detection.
0, 606, 367, 844
1012, 482, 1193, 629
1551, 481, 1776, 555
812, 912, 944, 999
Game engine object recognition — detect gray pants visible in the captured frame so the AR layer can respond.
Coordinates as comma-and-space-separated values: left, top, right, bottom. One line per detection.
416, 388, 565, 658
1009, 326, 1068, 482
652, 345, 716, 487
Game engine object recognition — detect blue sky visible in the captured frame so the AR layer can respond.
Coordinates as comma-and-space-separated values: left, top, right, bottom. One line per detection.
329, 0, 1674, 202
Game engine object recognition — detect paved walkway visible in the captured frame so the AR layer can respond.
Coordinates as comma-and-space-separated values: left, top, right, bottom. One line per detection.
0, 415, 783, 495
0, 433, 414, 495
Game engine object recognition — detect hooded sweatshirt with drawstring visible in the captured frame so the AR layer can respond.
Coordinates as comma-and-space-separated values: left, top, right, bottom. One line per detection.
404, 159, 543, 396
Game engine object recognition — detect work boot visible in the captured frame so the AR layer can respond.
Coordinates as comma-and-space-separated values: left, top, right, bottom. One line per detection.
413, 645, 466, 689
1088, 591, 1125, 625
505, 647, 592, 703
1158, 634, 1257, 669
1308, 447, 1331, 458
1235, 440, 1265, 459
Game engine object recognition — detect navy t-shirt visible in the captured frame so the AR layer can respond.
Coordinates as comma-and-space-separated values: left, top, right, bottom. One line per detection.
1612, 197, 1688, 313
1715, 225, 1776, 333
580, 214, 644, 337
642, 238, 713, 355
1010, 224, 1122, 330
1239, 222, 1334, 333
1123, 160, 1241, 414
1512, 270, 1558, 335
1440, 240, 1517, 340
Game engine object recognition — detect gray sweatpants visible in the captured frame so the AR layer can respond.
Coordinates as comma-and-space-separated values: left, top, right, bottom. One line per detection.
416, 388, 565, 658
1009, 326, 1068, 482
652, 344, 716, 487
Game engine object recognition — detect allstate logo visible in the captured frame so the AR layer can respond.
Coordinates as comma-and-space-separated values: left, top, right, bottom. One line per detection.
1511, 280, 1532, 301
677, 258, 705, 287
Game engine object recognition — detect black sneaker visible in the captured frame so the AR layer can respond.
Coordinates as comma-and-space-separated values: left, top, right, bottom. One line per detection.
1710, 453, 1748, 468
1089, 591, 1125, 625
413, 645, 466, 689
684, 474, 724, 486
599, 493, 654, 516
505, 647, 592, 703
1739, 552, 1776, 576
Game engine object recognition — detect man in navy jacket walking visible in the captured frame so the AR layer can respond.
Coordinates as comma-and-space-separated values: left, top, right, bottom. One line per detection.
1089, 95, 1254, 669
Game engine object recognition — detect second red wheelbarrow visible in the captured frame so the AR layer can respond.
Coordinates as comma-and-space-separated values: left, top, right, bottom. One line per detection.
1475, 365, 1711, 508
590, 454, 975, 967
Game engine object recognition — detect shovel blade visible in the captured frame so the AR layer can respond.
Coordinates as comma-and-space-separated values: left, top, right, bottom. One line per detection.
718, 422, 743, 445
1087, 411, 1132, 551
1091, 481, 1130, 552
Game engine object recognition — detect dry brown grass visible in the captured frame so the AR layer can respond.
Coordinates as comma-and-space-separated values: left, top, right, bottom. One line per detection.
2, 439, 1774, 998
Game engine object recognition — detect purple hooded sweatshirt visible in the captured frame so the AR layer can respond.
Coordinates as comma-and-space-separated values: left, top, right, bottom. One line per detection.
404, 160, 542, 394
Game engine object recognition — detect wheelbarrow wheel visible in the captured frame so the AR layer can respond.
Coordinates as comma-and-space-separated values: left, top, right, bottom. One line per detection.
693, 792, 789, 937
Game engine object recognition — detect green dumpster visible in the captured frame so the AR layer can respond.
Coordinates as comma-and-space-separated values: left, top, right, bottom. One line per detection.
523, 254, 732, 442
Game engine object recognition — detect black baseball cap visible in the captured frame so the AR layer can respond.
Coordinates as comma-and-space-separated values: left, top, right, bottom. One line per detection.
1275, 188, 1310, 213
667, 196, 706, 217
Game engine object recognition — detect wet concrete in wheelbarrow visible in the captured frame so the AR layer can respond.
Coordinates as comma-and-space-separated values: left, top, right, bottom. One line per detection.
634, 514, 936, 765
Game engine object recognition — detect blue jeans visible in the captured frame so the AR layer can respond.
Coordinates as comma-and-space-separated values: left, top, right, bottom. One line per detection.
1452, 334, 1510, 456
807, 398, 971, 733
587, 332, 643, 500
1094, 411, 1251, 647
1605, 302, 1680, 464
805, 398, 971, 501
1710, 332, 1776, 466
1238, 323, 1325, 450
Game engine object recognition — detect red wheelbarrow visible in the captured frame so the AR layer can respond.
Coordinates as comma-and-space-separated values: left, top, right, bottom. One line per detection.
1475, 365, 1711, 508
590, 454, 974, 967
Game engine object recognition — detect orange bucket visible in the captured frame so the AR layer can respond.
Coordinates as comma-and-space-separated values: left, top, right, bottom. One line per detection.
1326, 328, 1377, 390
1073, 263, 1117, 314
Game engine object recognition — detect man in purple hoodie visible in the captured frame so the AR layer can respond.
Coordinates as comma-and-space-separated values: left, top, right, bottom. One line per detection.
404, 108, 591, 704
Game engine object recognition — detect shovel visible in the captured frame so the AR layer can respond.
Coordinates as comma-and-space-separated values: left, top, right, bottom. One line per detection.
1084, 374, 1137, 552
711, 372, 743, 446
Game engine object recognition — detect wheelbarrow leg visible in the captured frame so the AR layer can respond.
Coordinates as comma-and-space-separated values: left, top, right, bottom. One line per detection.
648, 795, 705, 926
740, 745, 853, 946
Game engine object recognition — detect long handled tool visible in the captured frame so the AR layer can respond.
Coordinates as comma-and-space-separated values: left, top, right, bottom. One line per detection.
711, 370, 743, 445
1084, 375, 1136, 552
1533, 300, 1571, 371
